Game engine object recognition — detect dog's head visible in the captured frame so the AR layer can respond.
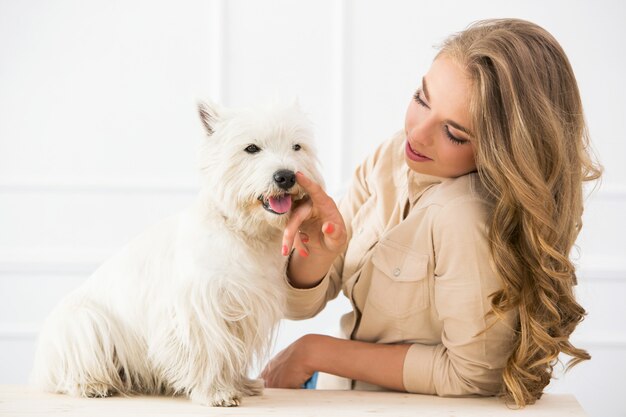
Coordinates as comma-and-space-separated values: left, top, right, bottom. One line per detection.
197, 99, 323, 233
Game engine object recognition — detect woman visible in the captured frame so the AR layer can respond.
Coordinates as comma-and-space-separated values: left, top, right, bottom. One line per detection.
261, 18, 602, 407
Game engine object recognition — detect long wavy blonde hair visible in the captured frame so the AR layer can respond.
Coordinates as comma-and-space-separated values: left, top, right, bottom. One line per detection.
439, 19, 602, 407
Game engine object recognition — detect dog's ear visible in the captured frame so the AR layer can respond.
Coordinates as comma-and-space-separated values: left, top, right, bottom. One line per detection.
197, 101, 221, 136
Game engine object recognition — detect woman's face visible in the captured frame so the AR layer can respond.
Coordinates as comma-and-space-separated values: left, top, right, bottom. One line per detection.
404, 55, 476, 178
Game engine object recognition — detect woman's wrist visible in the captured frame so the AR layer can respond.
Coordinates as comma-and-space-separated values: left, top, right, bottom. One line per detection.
287, 250, 338, 289
296, 334, 328, 374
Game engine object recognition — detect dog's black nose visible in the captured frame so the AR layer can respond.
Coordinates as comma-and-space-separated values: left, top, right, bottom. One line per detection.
273, 169, 296, 190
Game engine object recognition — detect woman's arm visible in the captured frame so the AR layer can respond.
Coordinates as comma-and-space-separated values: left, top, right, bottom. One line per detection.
267, 194, 517, 395
261, 334, 411, 391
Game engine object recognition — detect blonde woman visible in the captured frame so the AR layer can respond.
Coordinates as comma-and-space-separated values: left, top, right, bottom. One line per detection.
261, 18, 602, 407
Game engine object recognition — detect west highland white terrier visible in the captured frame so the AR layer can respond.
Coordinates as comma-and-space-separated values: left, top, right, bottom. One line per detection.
31, 100, 323, 406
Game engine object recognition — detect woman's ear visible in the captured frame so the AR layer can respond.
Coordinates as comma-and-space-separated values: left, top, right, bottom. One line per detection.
197, 100, 221, 136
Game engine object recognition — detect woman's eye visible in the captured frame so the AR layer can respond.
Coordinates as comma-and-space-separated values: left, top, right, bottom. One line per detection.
444, 126, 469, 145
413, 89, 429, 108
292, 144, 301, 151
244, 144, 261, 154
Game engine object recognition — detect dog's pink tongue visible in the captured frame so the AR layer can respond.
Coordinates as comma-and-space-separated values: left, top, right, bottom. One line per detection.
269, 195, 292, 214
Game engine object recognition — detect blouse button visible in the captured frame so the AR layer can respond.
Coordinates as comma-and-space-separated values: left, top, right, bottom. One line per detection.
393, 267, 401, 277
358, 227, 364, 234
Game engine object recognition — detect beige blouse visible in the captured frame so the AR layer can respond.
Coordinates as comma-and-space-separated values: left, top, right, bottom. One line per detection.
283, 131, 517, 396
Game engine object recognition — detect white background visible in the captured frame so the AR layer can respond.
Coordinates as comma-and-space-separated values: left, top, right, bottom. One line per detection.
1, 1, 625, 416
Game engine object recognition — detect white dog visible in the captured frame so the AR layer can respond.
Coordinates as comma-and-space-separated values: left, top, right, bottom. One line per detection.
31, 100, 323, 406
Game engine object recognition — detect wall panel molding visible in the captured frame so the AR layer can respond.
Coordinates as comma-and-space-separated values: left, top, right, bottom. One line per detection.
571, 334, 626, 349
0, 325, 39, 341
586, 184, 626, 201
577, 266, 626, 282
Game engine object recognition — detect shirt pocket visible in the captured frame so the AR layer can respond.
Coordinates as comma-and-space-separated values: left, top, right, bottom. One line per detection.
368, 239, 430, 318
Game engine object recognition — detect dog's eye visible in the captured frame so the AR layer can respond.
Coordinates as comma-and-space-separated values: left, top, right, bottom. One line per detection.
244, 144, 261, 154
292, 144, 301, 151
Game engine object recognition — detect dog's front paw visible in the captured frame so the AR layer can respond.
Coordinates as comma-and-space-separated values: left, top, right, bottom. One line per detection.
210, 390, 242, 407
191, 389, 242, 407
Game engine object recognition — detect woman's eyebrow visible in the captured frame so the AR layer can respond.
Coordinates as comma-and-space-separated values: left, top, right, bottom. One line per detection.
448, 120, 472, 136
422, 77, 473, 137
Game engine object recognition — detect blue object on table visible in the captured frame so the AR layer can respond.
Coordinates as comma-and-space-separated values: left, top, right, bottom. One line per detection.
302, 372, 319, 389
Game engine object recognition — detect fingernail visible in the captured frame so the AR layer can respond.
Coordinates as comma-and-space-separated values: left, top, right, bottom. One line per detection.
299, 249, 309, 257
302, 236, 309, 243
325, 223, 334, 234
282, 245, 288, 256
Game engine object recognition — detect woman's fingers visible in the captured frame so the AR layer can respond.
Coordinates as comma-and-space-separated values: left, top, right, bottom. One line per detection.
295, 171, 333, 207
293, 232, 309, 258
321, 220, 346, 252
282, 199, 312, 256
296, 171, 344, 226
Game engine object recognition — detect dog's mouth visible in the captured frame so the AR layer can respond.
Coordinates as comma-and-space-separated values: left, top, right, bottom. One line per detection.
257, 193, 293, 215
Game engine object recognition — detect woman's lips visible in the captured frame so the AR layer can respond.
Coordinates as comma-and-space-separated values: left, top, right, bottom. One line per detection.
405, 141, 432, 162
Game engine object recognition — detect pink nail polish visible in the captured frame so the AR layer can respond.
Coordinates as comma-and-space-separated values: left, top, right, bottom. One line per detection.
282, 245, 288, 256
299, 249, 308, 257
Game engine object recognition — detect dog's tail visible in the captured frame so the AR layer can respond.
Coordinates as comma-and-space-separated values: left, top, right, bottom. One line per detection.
31, 294, 158, 397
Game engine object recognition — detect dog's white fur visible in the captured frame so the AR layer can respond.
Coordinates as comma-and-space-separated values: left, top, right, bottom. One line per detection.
30, 100, 323, 406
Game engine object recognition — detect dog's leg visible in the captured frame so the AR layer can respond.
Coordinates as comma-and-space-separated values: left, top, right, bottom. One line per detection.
151, 292, 270, 406
189, 331, 258, 407
151, 317, 248, 406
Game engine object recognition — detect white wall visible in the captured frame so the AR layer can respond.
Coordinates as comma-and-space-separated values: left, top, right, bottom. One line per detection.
1, 1, 625, 416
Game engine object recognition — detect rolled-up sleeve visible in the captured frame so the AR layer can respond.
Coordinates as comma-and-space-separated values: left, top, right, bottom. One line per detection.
403, 197, 517, 396
283, 265, 333, 320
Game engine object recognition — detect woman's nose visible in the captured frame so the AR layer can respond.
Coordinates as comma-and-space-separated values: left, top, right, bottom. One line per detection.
408, 119, 435, 146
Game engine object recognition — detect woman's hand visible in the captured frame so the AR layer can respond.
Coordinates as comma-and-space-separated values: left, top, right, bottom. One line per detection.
284, 172, 347, 258
260, 335, 318, 389
283, 172, 348, 288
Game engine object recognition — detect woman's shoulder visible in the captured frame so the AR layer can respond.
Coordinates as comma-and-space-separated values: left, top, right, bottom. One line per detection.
434, 173, 490, 204
420, 173, 493, 223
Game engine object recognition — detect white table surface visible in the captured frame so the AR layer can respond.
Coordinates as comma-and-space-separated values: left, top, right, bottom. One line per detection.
0, 385, 587, 416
